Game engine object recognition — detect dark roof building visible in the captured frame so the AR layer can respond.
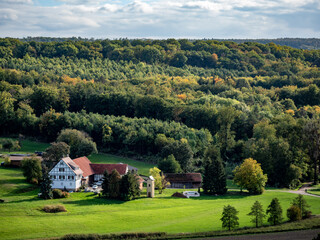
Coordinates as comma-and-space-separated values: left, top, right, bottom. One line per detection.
90, 163, 128, 175
165, 173, 202, 189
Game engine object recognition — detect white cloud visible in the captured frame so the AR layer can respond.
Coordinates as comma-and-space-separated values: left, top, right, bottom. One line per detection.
0, 0, 319, 38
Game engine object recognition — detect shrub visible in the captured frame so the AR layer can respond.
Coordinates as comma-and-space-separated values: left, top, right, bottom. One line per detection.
30, 178, 38, 185
52, 189, 63, 199
172, 192, 187, 198
287, 205, 302, 221
3, 156, 11, 166
61, 234, 100, 240
42, 205, 66, 213
52, 189, 69, 199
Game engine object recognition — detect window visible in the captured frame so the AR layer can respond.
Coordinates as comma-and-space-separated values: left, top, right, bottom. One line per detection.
72, 176, 74, 180
59, 175, 62, 179
54, 175, 56, 179
59, 168, 64, 172
63, 176, 65, 180
68, 176, 70, 180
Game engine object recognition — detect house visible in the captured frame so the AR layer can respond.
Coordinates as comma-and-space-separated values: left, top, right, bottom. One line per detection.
165, 173, 202, 189
49, 156, 133, 191
49, 157, 83, 191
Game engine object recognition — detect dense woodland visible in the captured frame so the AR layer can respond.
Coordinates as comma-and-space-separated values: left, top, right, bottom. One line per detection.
1, 38, 320, 188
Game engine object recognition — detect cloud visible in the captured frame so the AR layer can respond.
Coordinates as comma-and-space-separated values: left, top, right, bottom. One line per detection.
0, 0, 33, 4
0, 0, 319, 38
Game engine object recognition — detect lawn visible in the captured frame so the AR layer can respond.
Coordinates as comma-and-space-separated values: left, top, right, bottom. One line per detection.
1, 167, 320, 240
0, 138, 50, 154
307, 185, 320, 196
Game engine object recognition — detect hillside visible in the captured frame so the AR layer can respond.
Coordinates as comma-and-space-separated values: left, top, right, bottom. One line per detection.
0, 38, 320, 188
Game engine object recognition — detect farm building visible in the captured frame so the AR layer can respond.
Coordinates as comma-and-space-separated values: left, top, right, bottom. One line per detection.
165, 173, 202, 189
49, 156, 138, 191
8, 154, 42, 167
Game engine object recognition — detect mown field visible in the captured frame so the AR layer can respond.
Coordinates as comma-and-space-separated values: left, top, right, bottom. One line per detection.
1, 167, 320, 240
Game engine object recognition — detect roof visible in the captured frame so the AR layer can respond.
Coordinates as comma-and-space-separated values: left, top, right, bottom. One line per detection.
165, 173, 202, 183
9, 156, 42, 161
90, 163, 128, 175
73, 156, 94, 177
61, 157, 83, 175
118, 162, 138, 172
136, 175, 144, 183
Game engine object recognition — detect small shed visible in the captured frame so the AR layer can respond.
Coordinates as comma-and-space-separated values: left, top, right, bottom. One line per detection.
165, 173, 202, 189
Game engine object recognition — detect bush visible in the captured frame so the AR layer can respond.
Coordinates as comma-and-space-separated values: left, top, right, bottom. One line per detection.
30, 178, 38, 185
60, 232, 166, 240
287, 205, 302, 221
62, 191, 70, 198
61, 234, 100, 240
52, 189, 63, 199
42, 205, 66, 213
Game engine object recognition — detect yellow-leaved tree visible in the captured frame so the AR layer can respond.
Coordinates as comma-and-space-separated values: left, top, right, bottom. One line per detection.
233, 158, 267, 195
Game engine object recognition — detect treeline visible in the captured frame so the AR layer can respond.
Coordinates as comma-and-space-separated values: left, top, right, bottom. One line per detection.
1, 38, 320, 75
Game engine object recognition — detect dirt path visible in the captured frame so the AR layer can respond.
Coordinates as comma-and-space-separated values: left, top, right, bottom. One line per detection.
286, 183, 320, 198
193, 229, 320, 240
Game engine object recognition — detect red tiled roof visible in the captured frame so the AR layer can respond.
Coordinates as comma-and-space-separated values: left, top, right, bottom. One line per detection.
73, 156, 94, 177
90, 164, 128, 175
165, 173, 202, 183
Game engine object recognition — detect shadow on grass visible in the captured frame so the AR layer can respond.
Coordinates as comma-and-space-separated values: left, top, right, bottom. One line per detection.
63, 195, 125, 206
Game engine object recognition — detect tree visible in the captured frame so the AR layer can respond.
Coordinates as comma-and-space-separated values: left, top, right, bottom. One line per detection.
287, 205, 301, 221
158, 154, 182, 173
161, 141, 193, 172
292, 194, 311, 219
248, 201, 265, 227
57, 129, 97, 158
42, 142, 70, 169
0, 91, 15, 134
233, 158, 268, 194
266, 198, 283, 225
40, 167, 53, 199
149, 167, 169, 194
202, 146, 227, 195
108, 169, 121, 199
221, 205, 239, 231
303, 118, 320, 184
1, 139, 20, 152
101, 170, 111, 198
119, 172, 141, 201
21, 156, 42, 184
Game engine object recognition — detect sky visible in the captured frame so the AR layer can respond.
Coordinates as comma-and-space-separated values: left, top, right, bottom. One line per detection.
0, 0, 320, 39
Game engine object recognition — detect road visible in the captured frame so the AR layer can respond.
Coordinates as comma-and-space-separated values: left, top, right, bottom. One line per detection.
192, 229, 320, 240
286, 183, 320, 198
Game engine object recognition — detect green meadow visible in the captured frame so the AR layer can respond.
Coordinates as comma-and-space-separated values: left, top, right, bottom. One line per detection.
1, 167, 320, 240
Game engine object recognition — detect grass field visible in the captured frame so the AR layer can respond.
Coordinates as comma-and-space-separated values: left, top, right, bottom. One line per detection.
1, 167, 320, 240
307, 185, 320, 196
0, 138, 50, 154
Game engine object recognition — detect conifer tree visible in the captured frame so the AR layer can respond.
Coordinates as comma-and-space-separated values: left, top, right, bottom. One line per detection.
266, 198, 283, 225
108, 169, 121, 199
120, 172, 141, 201
292, 194, 311, 219
40, 167, 53, 199
248, 200, 265, 227
202, 146, 227, 195
102, 170, 110, 198
221, 205, 239, 231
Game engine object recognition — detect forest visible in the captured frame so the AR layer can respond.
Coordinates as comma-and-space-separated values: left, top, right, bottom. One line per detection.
0, 37, 320, 188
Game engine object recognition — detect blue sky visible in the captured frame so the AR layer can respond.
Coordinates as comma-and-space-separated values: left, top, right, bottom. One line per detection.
0, 0, 319, 39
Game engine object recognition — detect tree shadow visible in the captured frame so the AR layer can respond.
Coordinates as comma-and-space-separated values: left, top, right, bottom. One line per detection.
63, 195, 125, 206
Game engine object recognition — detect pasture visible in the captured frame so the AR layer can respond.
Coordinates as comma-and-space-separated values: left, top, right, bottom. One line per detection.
1, 167, 320, 240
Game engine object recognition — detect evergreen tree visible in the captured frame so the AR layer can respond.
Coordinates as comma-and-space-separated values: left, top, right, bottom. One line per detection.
292, 194, 311, 219
248, 200, 265, 227
101, 170, 110, 198
221, 205, 239, 231
119, 172, 141, 201
266, 198, 283, 225
202, 146, 227, 195
40, 167, 53, 199
108, 169, 121, 199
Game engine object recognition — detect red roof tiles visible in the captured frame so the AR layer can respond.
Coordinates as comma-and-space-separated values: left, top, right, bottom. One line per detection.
73, 156, 94, 177
165, 173, 202, 183
90, 163, 128, 175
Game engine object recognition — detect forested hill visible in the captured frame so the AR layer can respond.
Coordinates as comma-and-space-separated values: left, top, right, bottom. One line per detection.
218, 38, 320, 50
19, 37, 320, 50
0, 38, 320, 188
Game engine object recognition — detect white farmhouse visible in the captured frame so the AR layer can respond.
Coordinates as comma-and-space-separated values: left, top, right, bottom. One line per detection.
49, 156, 130, 191
49, 157, 83, 191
